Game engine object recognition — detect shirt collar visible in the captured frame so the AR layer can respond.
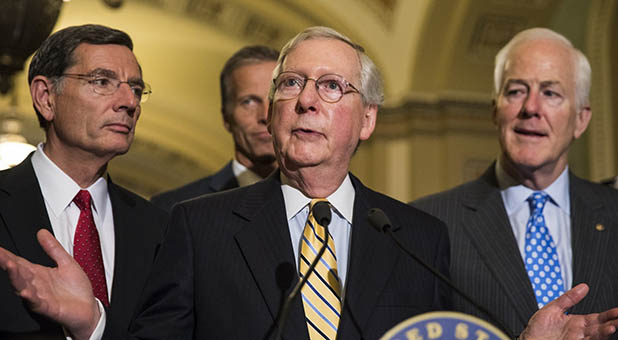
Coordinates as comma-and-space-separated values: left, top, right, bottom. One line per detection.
31, 143, 110, 218
496, 158, 570, 215
232, 159, 263, 187
280, 173, 355, 224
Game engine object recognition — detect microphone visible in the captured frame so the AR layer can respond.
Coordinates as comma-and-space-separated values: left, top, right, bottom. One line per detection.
274, 201, 332, 340
367, 208, 512, 337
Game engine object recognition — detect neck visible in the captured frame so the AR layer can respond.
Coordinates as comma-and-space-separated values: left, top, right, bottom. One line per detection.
281, 164, 348, 198
500, 153, 566, 191
235, 151, 277, 179
43, 142, 109, 188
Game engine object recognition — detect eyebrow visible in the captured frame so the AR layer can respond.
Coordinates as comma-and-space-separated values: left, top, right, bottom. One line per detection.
504, 79, 561, 87
88, 68, 145, 87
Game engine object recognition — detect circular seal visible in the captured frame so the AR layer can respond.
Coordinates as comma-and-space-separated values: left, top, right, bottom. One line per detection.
380, 311, 510, 340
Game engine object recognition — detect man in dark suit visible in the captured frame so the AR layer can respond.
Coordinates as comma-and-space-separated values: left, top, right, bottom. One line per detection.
129, 26, 451, 340
413, 28, 618, 339
151, 45, 279, 211
0, 24, 166, 339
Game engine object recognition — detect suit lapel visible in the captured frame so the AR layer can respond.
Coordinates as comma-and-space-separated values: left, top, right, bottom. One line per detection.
460, 167, 537, 324
569, 174, 611, 313
232, 174, 308, 339
338, 175, 401, 338
106, 179, 139, 309
0, 157, 55, 267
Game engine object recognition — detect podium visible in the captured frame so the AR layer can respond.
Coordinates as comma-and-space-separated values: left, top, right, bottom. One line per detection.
380, 311, 510, 340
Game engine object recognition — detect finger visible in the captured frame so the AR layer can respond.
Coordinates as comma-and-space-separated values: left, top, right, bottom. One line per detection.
36, 229, 73, 267
597, 308, 618, 323
0, 246, 17, 270
548, 283, 589, 312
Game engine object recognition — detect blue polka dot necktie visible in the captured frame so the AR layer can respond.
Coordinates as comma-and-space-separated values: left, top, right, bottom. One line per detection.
524, 191, 564, 309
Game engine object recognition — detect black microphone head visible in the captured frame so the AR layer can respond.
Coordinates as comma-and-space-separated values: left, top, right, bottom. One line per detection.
312, 201, 331, 226
367, 208, 391, 232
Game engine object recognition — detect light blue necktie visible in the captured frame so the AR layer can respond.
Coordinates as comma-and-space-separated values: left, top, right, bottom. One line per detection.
524, 191, 565, 309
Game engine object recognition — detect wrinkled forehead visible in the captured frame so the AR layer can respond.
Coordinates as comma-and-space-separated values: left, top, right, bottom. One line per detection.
502, 39, 575, 87
71, 43, 142, 78
281, 38, 362, 83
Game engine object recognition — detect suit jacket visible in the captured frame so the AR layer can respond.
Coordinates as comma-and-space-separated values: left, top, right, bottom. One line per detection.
0, 157, 168, 339
412, 164, 618, 338
130, 172, 451, 340
150, 161, 238, 212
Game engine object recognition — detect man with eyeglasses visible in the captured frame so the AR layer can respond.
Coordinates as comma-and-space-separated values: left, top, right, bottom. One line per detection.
0, 24, 166, 339
3, 26, 618, 340
151, 45, 279, 212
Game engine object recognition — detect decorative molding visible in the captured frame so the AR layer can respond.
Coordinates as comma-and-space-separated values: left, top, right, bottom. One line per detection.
135, 0, 306, 47
376, 92, 495, 138
468, 15, 527, 60
489, 0, 553, 9
586, 0, 616, 180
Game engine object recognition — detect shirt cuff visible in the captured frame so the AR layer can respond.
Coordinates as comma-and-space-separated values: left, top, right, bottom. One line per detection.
87, 298, 106, 340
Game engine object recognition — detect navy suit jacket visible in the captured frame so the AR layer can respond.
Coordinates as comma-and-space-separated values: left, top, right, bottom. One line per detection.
412, 164, 618, 338
150, 161, 238, 212
0, 157, 168, 339
130, 172, 451, 339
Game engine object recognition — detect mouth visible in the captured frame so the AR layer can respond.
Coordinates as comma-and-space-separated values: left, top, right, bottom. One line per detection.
105, 122, 132, 134
292, 127, 323, 138
514, 127, 547, 138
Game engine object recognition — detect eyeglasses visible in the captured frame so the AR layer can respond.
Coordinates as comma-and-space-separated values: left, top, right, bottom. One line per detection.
273, 71, 360, 103
61, 73, 152, 103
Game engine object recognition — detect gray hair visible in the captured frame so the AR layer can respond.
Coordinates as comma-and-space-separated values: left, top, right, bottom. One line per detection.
494, 27, 591, 109
270, 26, 384, 106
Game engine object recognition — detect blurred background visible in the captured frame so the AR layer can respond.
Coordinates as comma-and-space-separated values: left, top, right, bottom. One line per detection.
1, 0, 616, 202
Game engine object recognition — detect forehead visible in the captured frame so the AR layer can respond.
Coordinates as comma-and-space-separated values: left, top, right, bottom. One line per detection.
282, 38, 361, 81
69, 43, 141, 77
503, 39, 575, 87
231, 61, 276, 86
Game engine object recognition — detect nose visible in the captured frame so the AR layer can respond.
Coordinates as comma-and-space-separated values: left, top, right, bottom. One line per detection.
295, 79, 319, 114
520, 89, 540, 117
114, 83, 138, 116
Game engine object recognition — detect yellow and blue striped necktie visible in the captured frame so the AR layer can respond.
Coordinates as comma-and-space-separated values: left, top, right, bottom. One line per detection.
299, 199, 342, 340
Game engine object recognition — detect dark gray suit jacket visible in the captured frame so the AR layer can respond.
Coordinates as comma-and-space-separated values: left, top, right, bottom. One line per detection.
150, 161, 238, 212
412, 164, 618, 338
0, 156, 168, 339
130, 172, 452, 340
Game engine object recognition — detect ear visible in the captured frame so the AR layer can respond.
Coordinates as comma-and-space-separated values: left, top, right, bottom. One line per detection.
30, 76, 56, 123
573, 106, 591, 139
359, 104, 378, 141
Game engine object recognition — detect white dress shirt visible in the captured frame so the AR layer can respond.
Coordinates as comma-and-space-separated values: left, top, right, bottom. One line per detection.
496, 160, 573, 290
281, 173, 354, 292
31, 143, 113, 339
232, 159, 264, 187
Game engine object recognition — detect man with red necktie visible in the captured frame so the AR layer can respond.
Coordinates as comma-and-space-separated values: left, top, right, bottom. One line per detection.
0, 24, 167, 339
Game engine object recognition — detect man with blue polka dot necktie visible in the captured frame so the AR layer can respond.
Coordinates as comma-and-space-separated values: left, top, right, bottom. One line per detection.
413, 27, 618, 340
524, 191, 564, 308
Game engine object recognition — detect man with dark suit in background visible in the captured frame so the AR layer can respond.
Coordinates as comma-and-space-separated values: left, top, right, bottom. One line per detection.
151, 45, 279, 211
3, 26, 618, 340
413, 27, 618, 338
0, 24, 167, 339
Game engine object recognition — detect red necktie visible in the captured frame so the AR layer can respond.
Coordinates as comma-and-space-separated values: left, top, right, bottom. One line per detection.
73, 190, 109, 307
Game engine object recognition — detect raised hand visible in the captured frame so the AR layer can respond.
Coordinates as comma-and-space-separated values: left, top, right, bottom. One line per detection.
0, 229, 100, 340
521, 283, 618, 340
